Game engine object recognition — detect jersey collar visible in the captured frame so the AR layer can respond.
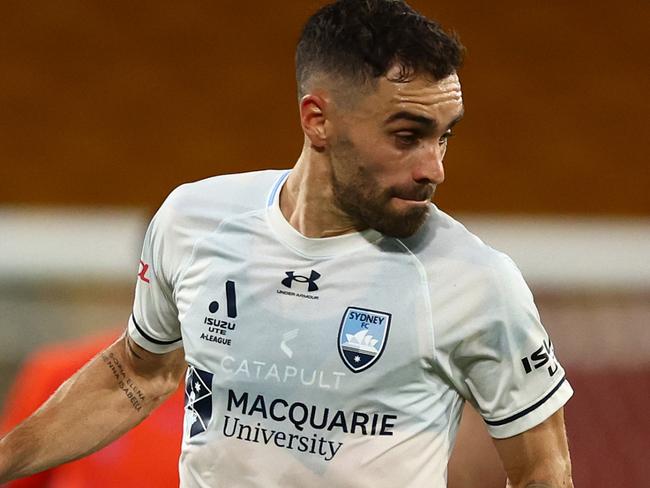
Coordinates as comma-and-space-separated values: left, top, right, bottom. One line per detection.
265, 171, 383, 258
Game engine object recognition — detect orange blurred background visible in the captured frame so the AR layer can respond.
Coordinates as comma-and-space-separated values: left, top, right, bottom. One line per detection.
0, 0, 647, 214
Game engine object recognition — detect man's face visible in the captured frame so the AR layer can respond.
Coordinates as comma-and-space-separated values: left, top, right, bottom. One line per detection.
326, 69, 464, 237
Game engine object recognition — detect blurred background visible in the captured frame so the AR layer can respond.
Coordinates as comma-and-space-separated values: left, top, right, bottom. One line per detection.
0, 0, 648, 486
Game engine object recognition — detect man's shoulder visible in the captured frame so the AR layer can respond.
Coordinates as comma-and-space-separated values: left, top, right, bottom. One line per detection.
146, 169, 287, 255
163, 169, 287, 217
403, 205, 509, 269
398, 204, 530, 295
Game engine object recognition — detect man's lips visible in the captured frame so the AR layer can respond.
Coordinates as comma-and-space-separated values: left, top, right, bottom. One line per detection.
392, 195, 433, 209
394, 189, 434, 202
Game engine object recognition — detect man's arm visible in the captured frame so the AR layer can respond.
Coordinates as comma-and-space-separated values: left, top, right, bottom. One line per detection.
0, 333, 185, 483
493, 408, 573, 488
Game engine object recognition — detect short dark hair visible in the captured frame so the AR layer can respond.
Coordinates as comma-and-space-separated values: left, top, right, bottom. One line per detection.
296, 0, 464, 97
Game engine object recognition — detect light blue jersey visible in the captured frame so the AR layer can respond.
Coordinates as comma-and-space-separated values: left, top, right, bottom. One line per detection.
128, 170, 572, 487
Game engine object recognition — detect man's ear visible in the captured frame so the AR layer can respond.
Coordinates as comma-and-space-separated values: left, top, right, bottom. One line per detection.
299, 94, 328, 149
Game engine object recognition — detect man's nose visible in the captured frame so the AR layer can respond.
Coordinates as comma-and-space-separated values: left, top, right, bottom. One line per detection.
413, 143, 445, 185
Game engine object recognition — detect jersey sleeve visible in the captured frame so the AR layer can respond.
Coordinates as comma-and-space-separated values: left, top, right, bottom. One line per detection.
128, 199, 184, 353
447, 254, 573, 439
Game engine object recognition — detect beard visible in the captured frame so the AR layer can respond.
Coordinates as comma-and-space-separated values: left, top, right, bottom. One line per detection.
329, 138, 433, 238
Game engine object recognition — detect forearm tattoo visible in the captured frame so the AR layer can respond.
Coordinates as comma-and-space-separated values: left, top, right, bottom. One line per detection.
101, 352, 146, 412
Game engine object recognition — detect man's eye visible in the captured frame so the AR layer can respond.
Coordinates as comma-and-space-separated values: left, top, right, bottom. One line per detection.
395, 133, 419, 147
439, 130, 454, 145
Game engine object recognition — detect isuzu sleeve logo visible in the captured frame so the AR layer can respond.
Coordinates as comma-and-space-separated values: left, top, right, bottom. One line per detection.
521, 339, 559, 377
281, 270, 321, 292
338, 307, 391, 373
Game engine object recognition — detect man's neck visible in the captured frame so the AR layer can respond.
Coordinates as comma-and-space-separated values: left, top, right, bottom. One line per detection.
280, 150, 363, 238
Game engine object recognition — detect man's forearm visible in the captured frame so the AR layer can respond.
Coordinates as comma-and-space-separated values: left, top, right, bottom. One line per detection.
509, 484, 572, 488
506, 475, 574, 488
0, 335, 183, 483
496, 409, 573, 488
504, 457, 574, 488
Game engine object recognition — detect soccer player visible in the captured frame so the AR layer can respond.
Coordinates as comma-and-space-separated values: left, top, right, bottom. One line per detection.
0, 1, 573, 487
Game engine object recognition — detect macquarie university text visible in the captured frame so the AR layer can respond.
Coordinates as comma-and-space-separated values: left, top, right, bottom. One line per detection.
223, 389, 397, 461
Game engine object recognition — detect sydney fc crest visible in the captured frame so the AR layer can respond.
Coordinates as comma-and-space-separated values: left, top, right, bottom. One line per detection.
338, 307, 391, 373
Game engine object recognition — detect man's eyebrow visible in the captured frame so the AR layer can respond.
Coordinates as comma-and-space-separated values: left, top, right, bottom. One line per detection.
384, 108, 465, 129
384, 111, 436, 127
448, 109, 465, 129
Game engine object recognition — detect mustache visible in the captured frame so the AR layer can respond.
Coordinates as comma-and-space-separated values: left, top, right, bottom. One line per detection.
391, 185, 435, 201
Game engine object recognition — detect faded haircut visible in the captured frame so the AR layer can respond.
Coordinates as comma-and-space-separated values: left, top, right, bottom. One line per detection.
295, 0, 464, 98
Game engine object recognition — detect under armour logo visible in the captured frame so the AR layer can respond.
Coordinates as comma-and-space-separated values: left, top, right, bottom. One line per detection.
281, 270, 321, 292
138, 260, 150, 283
